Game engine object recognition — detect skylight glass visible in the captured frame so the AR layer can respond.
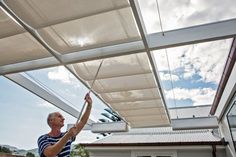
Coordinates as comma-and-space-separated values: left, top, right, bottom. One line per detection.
153, 38, 233, 108
26, 66, 112, 122
138, 0, 236, 34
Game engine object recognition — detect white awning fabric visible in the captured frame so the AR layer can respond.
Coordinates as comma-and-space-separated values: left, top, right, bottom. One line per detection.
72, 53, 170, 128
4, 0, 140, 54
0, 8, 51, 66
0, 0, 170, 128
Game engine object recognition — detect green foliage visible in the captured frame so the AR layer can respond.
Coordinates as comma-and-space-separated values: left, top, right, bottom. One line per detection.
26, 152, 35, 157
0, 146, 12, 154
71, 144, 89, 157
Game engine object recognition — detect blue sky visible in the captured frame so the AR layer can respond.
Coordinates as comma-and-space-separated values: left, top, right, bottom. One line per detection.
0, 0, 236, 151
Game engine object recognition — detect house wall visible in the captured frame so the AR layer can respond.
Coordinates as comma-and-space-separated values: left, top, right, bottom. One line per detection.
87, 148, 226, 157
219, 96, 236, 157
89, 150, 131, 157
177, 149, 226, 157
214, 58, 236, 157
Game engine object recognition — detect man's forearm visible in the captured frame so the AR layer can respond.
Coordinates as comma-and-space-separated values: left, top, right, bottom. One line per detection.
80, 104, 92, 124
75, 103, 92, 132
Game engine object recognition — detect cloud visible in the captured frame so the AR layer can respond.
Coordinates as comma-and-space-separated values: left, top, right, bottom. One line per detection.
165, 87, 216, 106
48, 66, 78, 85
154, 39, 232, 84
138, 0, 236, 32
183, 40, 231, 83
159, 72, 179, 81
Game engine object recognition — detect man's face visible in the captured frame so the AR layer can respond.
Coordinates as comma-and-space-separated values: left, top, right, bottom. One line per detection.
51, 112, 65, 128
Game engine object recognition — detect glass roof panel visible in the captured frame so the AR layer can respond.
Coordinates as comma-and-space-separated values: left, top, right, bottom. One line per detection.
138, 0, 236, 33
26, 66, 110, 122
153, 39, 233, 110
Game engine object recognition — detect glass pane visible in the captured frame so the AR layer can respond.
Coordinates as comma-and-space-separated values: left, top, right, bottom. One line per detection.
26, 66, 110, 122
153, 39, 232, 112
227, 101, 236, 151
138, 0, 236, 33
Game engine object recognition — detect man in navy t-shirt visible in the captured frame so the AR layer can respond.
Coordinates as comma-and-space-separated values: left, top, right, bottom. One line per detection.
38, 93, 92, 157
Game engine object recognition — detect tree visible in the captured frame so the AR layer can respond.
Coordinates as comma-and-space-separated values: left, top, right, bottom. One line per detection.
0, 146, 12, 154
70, 144, 89, 157
26, 152, 35, 157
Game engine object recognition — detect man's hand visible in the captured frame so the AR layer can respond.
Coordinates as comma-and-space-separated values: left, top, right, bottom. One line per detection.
84, 93, 92, 105
67, 126, 78, 138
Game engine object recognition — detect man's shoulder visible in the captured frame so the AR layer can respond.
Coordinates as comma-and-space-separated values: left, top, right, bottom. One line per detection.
37, 134, 48, 142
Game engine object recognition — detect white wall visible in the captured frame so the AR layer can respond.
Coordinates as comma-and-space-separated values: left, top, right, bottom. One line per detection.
87, 148, 226, 157
219, 100, 236, 157
177, 149, 226, 157
89, 150, 131, 157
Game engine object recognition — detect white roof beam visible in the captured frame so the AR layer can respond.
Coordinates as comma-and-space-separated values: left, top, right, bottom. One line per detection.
148, 18, 236, 50
171, 116, 218, 130
4, 73, 94, 125
91, 121, 128, 133
67, 121, 128, 133
61, 40, 144, 63
0, 57, 60, 75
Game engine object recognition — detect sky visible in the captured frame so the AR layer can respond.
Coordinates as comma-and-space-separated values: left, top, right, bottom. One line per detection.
0, 0, 236, 150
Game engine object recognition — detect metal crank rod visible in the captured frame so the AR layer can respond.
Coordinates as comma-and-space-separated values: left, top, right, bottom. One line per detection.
76, 60, 104, 124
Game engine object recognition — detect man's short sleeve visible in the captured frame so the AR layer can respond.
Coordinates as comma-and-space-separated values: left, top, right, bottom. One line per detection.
37, 135, 50, 157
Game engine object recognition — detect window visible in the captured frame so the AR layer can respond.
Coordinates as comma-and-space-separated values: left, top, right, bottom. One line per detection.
132, 151, 176, 157
227, 101, 236, 151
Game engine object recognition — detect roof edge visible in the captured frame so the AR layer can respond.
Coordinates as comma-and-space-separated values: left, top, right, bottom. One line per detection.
81, 141, 228, 147
210, 38, 236, 115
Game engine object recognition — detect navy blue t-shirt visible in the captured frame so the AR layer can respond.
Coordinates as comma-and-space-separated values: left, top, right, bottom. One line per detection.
37, 132, 74, 157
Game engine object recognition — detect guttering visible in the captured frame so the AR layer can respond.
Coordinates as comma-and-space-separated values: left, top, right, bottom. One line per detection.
210, 38, 236, 115
80, 141, 228, 147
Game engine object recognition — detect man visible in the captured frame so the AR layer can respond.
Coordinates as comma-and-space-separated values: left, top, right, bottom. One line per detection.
37, 93, 92, 157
